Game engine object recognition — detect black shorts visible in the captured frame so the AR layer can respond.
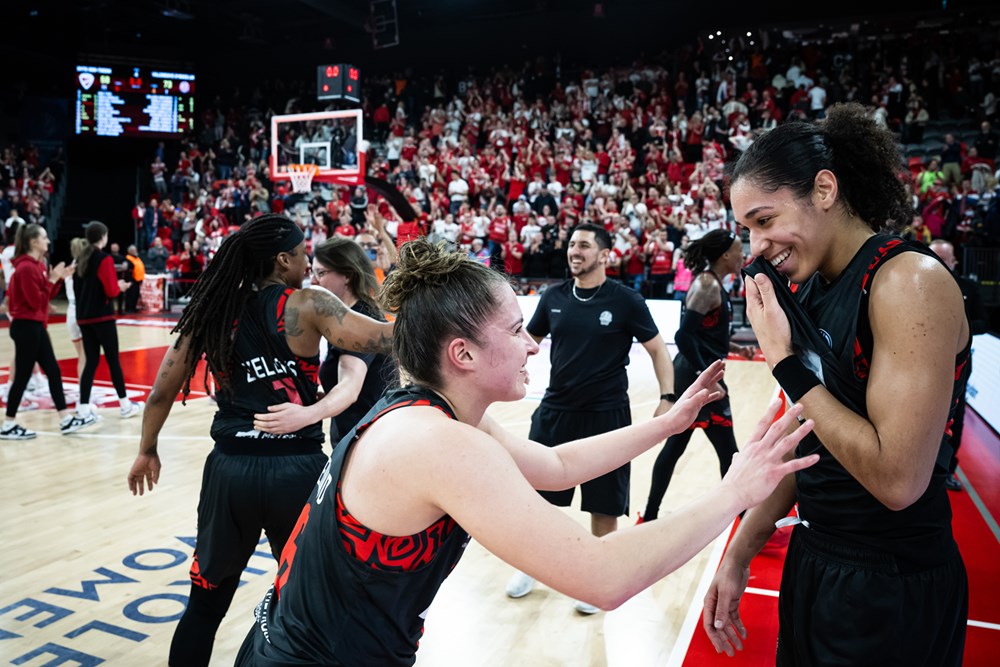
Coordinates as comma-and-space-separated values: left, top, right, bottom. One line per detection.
776, 525, 968, 667
192, 448, 328, 587
529, 404, 631, 517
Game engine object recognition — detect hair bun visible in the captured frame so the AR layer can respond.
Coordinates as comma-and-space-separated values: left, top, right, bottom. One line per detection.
381, 239, 472, 312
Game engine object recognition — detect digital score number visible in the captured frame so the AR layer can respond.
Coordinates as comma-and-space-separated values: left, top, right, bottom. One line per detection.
317, 63, 361, 103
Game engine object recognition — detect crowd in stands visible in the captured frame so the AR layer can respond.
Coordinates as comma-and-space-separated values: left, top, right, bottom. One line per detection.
1, 144, 63, 245
124, 21, 999, 303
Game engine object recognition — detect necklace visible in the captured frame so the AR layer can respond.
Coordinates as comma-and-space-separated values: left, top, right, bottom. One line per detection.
572, 281, 604, 302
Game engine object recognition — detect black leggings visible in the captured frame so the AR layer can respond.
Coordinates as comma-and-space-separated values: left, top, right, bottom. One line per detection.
643, 423, 738, 521
6, 319, 67, 417
169, 576, 240, 667
79, 320, 127, 404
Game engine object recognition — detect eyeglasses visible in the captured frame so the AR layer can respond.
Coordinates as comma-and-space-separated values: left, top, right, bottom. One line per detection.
312, 268, 333, 279
358, 242, 378, 249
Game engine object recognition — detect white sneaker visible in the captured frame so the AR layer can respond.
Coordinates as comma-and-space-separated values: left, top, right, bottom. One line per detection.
0, 423, 36, 440
120, 401, 144, 419
61, 413, 101, 435
505, 571, 535, 599
573, 600, 600, 615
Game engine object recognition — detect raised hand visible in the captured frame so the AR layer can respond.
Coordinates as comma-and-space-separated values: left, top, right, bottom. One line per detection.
663, 359, 726, 429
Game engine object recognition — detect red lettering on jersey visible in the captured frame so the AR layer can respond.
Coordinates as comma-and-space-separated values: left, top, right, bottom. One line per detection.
275, 503, 311, 599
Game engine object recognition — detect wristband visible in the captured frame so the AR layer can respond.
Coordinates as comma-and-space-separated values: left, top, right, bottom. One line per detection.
771, 355, 821, 403
660, 393, 677, 402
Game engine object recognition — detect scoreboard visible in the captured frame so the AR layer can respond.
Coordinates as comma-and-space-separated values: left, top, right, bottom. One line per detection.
74, 65, 195, 138
317, 64, 361, 103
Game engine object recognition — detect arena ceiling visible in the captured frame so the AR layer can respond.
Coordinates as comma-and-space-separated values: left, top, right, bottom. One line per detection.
7, 0, 997, 79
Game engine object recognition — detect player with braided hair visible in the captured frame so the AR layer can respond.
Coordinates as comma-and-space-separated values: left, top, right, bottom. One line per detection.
126, 213, 393, 667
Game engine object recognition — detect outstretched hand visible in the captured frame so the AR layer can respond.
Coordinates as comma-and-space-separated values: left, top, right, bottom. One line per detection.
721, 399, 817, 512
663, 359, 726, 429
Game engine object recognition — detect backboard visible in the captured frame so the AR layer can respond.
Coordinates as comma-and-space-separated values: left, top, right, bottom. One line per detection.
270, 109, 365, 185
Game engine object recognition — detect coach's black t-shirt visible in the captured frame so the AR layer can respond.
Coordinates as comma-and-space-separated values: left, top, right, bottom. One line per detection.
528, 279, 659, 411
318, 299, 398, 442
211, 285, 324, 453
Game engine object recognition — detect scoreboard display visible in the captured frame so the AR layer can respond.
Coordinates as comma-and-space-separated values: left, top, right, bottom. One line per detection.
74, 64, 196, 138
317, 64, 361, 103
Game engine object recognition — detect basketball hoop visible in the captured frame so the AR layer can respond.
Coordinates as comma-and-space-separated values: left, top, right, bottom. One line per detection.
288, 164, 319, 194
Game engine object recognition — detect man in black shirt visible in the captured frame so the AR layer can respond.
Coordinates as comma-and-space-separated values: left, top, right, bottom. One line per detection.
504, 223, 675, 614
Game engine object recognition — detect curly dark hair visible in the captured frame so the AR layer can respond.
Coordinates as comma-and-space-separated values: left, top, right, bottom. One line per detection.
728, 103, 911, 230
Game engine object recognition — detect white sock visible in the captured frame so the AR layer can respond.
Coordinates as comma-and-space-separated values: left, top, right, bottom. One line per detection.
3, 420, 16, 430
77, 403, 93, 417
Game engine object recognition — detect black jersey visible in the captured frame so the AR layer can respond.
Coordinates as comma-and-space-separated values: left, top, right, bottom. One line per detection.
528, 279, 659, 411
677, 271, 732, 369
318, 299, 398, 442
211, 285, 324, 453
241, 386, 469, 667
745, 235, 971, 566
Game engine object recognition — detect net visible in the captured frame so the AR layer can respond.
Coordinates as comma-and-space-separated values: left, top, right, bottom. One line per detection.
288, 163, 319, 193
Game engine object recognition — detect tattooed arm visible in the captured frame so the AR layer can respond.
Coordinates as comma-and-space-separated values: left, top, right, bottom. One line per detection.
288, 289, 394, 357
128, 335, 195, 495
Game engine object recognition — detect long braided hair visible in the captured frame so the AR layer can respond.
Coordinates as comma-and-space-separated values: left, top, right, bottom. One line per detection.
173, 214, 304, 399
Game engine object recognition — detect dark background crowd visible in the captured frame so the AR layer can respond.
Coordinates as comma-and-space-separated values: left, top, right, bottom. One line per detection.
3, 0, 999, 329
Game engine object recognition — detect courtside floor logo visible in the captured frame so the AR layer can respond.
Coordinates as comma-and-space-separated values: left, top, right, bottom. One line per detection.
0, 537, 275, 664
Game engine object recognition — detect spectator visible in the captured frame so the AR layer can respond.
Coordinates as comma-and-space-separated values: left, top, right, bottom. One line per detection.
146, 236, 169, 274
123, 245, 145, 313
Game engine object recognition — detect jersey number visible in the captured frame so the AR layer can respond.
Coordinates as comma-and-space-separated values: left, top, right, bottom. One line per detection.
272, 378, 302, 405
275, 503, 310, 598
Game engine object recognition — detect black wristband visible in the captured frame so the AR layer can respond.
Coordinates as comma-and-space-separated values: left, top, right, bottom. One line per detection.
771, 355, 821, 403
661, 393, 677, 402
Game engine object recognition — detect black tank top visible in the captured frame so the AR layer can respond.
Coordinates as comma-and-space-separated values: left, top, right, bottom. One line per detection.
744, 235, 971, 568
211, 285, 324, 454
684, 271, 732, 365
247, 386, 471, 666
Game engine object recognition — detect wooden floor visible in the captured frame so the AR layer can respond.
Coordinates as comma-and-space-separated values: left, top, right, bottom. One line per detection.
0, 316, 779, 666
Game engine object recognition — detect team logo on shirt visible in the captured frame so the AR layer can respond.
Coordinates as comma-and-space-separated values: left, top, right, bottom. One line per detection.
599, 310, 613, 326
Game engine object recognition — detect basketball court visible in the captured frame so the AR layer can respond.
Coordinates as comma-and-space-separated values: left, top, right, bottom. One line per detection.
1, 309, 997, 666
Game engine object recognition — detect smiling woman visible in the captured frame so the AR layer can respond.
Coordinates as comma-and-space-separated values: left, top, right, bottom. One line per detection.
234, 238, 819, 667
705, 103, 972, 666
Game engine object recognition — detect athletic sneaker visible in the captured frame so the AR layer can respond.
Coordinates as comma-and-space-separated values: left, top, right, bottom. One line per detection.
0, 423, 37, 440
505, 571, 535, 599
61, 413, 100, 435
120, 401, 144, 419
573, 600, 600, 615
